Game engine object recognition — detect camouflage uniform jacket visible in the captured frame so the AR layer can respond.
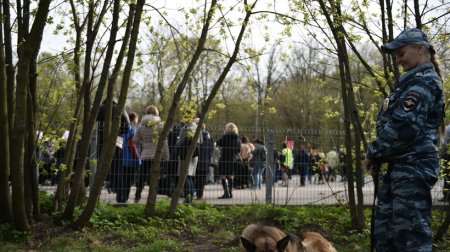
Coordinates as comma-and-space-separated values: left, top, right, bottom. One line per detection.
366, 62, 444, 163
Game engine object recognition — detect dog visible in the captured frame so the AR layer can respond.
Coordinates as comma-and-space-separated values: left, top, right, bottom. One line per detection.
240, 224, 337, 252
298, 231, 337, 252
240, 224, 300, 252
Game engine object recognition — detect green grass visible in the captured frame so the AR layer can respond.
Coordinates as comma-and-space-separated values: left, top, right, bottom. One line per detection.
1, 196, 449, 251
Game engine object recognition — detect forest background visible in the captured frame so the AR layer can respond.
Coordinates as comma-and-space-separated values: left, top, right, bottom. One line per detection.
0, 0, 449, 247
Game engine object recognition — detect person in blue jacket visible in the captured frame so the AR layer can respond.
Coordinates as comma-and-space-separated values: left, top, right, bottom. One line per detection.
116, 112, 141, 203
365, 28, 444, 251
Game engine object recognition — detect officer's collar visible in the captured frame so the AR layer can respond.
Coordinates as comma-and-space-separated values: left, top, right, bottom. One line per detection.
396, 62, 434, 88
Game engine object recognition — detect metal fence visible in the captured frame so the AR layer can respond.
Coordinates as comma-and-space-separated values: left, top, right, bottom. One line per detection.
37, 125, 447, 206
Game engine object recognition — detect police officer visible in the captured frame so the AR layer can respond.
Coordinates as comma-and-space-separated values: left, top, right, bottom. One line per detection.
365, 28, 444, 251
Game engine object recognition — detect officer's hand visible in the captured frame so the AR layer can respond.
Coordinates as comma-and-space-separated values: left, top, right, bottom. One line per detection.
365, 157, 381, 174
365, 157, 375, 171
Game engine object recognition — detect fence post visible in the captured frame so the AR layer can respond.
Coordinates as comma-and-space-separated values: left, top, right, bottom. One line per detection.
265, 128, 274, 204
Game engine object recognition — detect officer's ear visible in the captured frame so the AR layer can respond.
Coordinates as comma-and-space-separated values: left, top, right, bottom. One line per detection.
418, 46, 424, 56
416, 45, 429, 56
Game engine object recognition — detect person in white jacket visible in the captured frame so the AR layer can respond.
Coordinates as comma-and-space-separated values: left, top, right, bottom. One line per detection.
133, 105, 169, 203
176, 117, 202, 203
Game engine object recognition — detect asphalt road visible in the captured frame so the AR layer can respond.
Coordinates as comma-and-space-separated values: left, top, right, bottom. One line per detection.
88, 175, 448, 207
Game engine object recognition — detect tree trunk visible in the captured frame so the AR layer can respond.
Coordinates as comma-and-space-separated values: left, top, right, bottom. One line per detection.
9, 0, 51, 231
71, 0, 143, 230
143, 0, 218, 217
0, 0, 12, 223
164, 0, 219, 216
26, 56, 42, 222
53, 0, 86, 211
385, 0, 399, 83
316, 0, 365, 230
167, 0, 256, 217
354, 124, 365, 230
2, 0, 15, 142
339, 24, 366, 230
11, 56, 29, 230
25, 97, 37, 223
60, 0, 112, 221
70, 0, 135, 225
413, 0, 422, 28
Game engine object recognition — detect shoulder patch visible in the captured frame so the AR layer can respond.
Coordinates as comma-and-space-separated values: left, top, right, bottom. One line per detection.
402, 91, 421, 112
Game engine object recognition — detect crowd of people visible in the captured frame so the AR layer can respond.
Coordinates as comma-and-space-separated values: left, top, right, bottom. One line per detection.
93, 103, 355, 203
36, 107, 359, 205
36, 105, 446, 207
36, 72, 448, 214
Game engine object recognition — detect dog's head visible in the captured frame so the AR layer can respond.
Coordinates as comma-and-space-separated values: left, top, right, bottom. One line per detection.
240, 235, 291, 252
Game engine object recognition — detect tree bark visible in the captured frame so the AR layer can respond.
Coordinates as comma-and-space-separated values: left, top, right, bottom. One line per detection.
71, 0, 144, 230
316, 0, 365, 230
60, 0, 112, 221
2, 0, 15, 142
143, 0, 219, 217
53, 0, 87, 212
25, 58, 40, 222
0, 0, 13, 223
167, 0, 257, 217
10, 0, 51, 231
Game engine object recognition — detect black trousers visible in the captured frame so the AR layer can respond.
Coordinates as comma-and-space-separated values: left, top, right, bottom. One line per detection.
135, 159, 153, 199
195, 169, 208, 198
115, 165, 138, 203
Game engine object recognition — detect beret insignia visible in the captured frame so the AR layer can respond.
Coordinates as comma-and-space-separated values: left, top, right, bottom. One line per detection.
402, 91, 421, 112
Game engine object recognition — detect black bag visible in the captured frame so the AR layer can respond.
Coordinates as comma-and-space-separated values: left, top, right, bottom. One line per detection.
233, 155, 245, 173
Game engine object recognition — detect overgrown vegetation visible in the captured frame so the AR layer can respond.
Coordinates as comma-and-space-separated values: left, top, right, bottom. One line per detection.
1, 193, 449, 251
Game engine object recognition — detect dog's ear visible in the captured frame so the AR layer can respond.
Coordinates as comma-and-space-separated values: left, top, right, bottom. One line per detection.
240, 236, 256, 252
277, 235, 291, 251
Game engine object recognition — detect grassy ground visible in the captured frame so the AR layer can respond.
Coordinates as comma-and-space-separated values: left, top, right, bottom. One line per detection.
1, 195, 449, 251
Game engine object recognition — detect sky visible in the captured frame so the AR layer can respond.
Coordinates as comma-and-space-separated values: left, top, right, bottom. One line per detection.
35, 0, 449, 52
40, 1, 296, 54
38, 0, 449, 79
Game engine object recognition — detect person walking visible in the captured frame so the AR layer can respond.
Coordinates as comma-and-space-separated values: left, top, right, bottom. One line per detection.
250, 139, 266, 189
325, 148, 339, 182
176, 117, 201, 204
295, 141, 312, 187
235, 136, 254, 189
116, 112, 141, 203
133, 105, 170, 203
195, 123, 214, 200
365, 28, 444, 251
96, 99, 130, 193
280, 142, 293, 187
163, 123, 184, 197
216, 122, 241, 199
